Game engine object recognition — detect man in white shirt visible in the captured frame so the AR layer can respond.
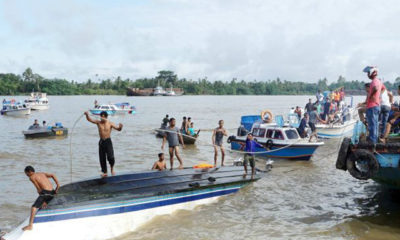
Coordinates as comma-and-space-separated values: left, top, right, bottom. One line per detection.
380, 88, 392, 138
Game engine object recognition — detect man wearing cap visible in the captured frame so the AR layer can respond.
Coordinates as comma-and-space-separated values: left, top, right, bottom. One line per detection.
364, 66, 385, 144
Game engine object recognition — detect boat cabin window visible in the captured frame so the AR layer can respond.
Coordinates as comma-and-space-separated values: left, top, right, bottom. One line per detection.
252, 128, 266, 137
101, 106, 109, 110
285, 129, 299, 139
266, 129, 284, 140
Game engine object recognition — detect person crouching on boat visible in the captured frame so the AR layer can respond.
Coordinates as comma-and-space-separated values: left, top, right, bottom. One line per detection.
243, 133, 264, 179
162, 118, 185, 169
152, 153, 167, 171
22, 166, 60, 231
309, 106, 326, 142
84, 111, 123, 177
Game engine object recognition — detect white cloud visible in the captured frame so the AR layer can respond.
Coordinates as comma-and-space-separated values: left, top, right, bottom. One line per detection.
0, 0, 399, 82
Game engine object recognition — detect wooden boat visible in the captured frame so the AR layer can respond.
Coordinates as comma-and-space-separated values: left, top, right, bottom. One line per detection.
3, 166, 260, 240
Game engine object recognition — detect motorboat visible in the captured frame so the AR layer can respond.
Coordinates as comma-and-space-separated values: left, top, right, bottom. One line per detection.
24, 92, 49, 110
3, 166, 260, 240
315, 119, 357, 139
113, 102, 136, 115
23, 123, 68, 138
228, 114, 323, 160
89, 104, 117, 116
152, 85, 166, 96
1, 100, 31, 116
155, 126, 199, 144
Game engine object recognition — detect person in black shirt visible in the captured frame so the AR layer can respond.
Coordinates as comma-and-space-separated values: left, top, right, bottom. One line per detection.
305, 99, 313, 113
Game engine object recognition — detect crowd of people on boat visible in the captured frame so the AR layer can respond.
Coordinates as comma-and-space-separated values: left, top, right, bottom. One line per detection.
357, 66, 400, 144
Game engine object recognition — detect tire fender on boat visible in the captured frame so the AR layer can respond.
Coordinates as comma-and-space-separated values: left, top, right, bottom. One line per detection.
227, 135, 236, 143
336, 137, 351, 171
266, 139, 273, 149
261, 109, 273, 123
346, 149, 379, 180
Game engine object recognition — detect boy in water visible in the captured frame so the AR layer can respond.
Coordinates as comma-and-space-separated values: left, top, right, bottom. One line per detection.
85, 111, 123, 177
212, 120, 228, 167
22, 166, 60, 231
162, 118, 185, 169
152, 153, 167, 171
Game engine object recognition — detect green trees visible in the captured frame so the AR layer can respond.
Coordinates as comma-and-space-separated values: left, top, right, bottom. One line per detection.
0, 68, 399, 96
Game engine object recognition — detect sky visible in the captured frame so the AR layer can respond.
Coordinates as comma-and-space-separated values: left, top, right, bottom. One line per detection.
0, 0, 399, 83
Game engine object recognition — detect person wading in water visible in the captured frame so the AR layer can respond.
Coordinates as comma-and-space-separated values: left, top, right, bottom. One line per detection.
22, 166, 60, 231
85, 111, 123, 177
161, 118, 185, 169
212, 120, 228, 167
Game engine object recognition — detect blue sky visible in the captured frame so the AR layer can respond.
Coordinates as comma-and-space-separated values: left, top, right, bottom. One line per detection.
0, 0, 399, 82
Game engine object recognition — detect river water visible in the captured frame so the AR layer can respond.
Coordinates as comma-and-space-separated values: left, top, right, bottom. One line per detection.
1, 95, 400, 240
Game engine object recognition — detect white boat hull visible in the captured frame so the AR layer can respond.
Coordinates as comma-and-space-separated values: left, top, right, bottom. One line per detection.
4, 194, 224, 240
1, 108, 31, 116
30, 104, 49, 111
316, 120, 357, 139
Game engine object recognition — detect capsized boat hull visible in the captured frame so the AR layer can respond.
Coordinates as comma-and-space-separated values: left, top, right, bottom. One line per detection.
4, 167, 258, 240
316, 120, 357, 139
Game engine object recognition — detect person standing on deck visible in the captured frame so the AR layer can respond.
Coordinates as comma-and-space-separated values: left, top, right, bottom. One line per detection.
305, 99, 313, 113
85, 111, 123, 177
212, 120, 228, 167
243, 133, 264, 179
162, 118, 185, 169
364, 66, 383, 144
380, 87, 392, 139
22, 166, 60, 231
309, 106, 326, 142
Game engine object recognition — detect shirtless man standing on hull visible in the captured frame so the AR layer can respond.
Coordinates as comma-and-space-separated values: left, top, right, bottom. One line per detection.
85, 111, 123, 177
162, 118, 185, 169
212, 120, 228, 167
22, 166, 60, 231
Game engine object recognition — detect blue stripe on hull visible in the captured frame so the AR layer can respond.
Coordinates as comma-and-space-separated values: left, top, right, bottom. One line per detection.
317, 130, 353, 139
230, 142, 316, 160
34, 186, 240, 223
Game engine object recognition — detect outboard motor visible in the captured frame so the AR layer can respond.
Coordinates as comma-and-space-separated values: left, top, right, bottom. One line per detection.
237, 125, 248, 136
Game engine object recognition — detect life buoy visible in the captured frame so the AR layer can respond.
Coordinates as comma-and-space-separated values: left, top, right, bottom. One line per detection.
336, 137, 351, 170
266, 139, 273, 149
346, 149, 379, 180
227, 135, 236, 143
261, 109, 273, 123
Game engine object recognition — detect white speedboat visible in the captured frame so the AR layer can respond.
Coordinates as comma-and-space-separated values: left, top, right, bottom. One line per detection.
316, 119, 357, 139
1, 101, 31, 116
113, 102, 136, 114
24, 92, 49, 110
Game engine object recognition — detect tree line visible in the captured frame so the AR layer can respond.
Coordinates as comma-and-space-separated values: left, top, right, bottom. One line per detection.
1, 68, 399, 96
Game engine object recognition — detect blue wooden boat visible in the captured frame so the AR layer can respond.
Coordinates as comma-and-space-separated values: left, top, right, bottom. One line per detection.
3, 166, 259, 240
228, 115, 323, 161
336, 121, 400, 188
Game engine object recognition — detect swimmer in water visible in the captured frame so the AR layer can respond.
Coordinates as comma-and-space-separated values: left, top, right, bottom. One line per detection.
152, 153, 167, 171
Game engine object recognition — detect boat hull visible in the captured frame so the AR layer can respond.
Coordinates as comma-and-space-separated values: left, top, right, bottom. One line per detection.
230, 139, 320, 160
316, 120, 356, 139
4, 167, 256, 240
23, 128, 68, 138
1, 108, 31, 116
29, 104, 49, 111
89, 110, 116, 116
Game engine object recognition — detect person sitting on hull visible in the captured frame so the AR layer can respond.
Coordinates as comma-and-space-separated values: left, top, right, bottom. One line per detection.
22, 166, 60, 231
152, 153, 167, 171
85, 111, 123, 177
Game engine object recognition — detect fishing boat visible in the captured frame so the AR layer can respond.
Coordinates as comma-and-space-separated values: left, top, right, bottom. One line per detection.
336, 121, 400, 188
1, 101, 31, 116
155, 126, 199, 144
23, 123, 68, 138
228, 114, 323, 160
3, 166, 260, 240
24, 92, 49, 110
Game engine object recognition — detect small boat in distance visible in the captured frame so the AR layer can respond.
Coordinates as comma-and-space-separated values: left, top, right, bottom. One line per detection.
228, 114, 323, 160
24, 92, 49, 110
113, 102, 136, 114
1, 100, 31, 116
3, 166, 260, 240
89, 103, 136, 116
153, 85, 166, 96
23, 123, 68, 138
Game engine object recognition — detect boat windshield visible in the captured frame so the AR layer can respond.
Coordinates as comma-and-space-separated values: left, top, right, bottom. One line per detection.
285, 129, 299, 139
252, 128, 266, 137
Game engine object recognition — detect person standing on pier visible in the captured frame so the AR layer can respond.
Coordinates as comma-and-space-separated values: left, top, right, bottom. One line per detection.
85, 111, 123, 177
